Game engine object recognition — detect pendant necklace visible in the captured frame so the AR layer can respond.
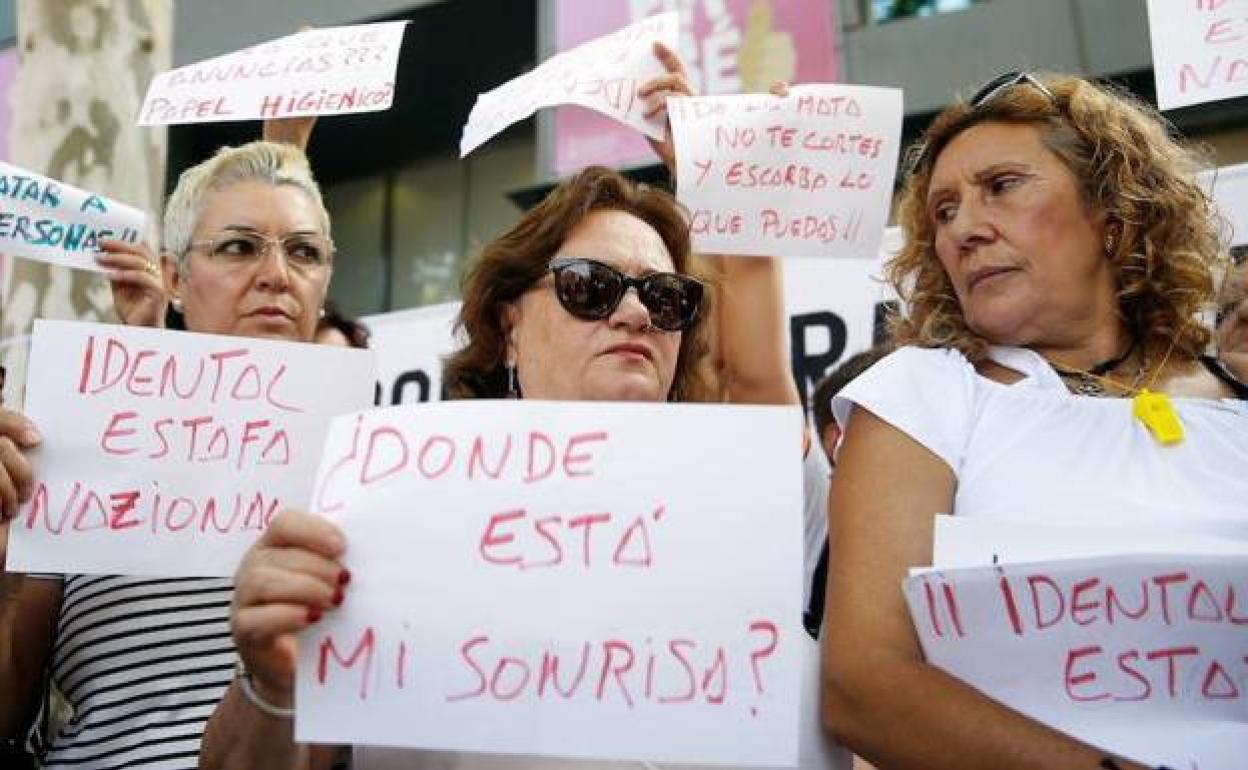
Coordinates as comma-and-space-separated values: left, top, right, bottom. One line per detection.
1044, 338, 1185, 445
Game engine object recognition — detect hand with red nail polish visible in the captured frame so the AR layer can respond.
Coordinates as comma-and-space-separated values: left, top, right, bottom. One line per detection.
229, 508, 347, 703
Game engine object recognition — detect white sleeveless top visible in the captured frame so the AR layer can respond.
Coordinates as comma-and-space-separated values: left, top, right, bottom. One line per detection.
830, 345, 1248, 525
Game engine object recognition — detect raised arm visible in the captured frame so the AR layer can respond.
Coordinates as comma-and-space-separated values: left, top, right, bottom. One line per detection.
821, 406, 1150, 770
640, 44, 799, 408
200, 510, 346, 770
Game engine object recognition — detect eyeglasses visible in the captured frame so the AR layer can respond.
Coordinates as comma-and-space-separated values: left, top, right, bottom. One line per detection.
187, 229, 334, 270
907, 70, 1058, 176
968, 70, 1056, 109
547, 256, 703, 332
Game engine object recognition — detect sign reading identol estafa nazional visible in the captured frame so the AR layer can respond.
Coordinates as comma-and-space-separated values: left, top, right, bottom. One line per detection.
7, 320, 376, 577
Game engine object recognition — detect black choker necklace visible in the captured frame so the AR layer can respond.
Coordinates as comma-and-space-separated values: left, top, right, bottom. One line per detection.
1047, 339, 1139, 396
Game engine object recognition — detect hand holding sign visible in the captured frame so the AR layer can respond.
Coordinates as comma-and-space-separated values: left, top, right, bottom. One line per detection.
231, 508, 349, 705
7, 320, 375, 578
93, 238, 168, 329
460, 12, 678, 157
295, 400, 804, 766
637, 41, 695, 173
0, 408, 38, 523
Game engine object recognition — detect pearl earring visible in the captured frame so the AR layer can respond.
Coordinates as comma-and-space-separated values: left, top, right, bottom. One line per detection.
170, 296, 183, 313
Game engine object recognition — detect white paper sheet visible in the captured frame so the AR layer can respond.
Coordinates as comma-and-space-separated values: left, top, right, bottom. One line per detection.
1147, 0, 1248, 110
905, 554, 1248, 770
296, 400, 805, 767
0, 161, 145, 273
460, 13, 678, 157
138, 22, 408, 125
668, 85, 902, 259
6, 320, 375, 577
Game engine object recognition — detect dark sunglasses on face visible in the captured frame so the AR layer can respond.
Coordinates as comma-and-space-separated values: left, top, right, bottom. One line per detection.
547, 256, 704, 333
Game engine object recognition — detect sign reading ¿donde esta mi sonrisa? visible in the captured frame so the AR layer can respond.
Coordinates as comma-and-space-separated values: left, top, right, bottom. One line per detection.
296, 400, 805, 767
139, 21, 408, 125
669, 85, 903, 259
0, 161, 145, 273
7, 320, 375, 578
460, 12, 677, 157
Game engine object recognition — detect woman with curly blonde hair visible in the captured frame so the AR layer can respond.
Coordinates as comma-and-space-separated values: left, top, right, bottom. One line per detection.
819, 72, 1248, 770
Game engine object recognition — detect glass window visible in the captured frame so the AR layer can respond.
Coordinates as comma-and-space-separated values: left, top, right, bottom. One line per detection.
872, 0, 982, 24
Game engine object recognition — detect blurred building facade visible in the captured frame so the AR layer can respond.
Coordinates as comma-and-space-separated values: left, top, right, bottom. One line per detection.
2, 0, 1247, 328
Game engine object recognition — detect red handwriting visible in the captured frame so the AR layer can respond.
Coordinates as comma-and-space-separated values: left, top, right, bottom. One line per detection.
1063, 643, 1246, 703
995, 570, 1248, 635
315, 417, 610, 512
309, 621, 782, 713
477, 503, 664, 570
259, 82, 394, 118
98, 412, 291, 469
759, 209, 864, 244
76, 335, 303, 412
22, 480, 280, 535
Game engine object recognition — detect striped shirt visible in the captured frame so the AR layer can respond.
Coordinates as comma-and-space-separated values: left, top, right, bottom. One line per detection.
41, 575, 235, 770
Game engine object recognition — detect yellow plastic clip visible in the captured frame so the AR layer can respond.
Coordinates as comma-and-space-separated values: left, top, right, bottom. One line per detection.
1132, 388, 1185, 445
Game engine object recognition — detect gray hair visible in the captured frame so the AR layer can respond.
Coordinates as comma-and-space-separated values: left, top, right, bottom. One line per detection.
163, 140, 330, 273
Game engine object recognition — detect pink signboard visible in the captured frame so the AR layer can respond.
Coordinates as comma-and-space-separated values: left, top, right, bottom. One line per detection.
549, 0, 840, 177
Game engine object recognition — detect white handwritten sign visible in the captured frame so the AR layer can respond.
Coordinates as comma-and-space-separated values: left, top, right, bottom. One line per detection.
6, 320, 375, 577
905, 554, 1248, 770
460, 12, 678, 157
296, 400, 805, 766
0, 161, 145, 273
138, 22, 408, 126
668, 85, 902, 259
1147, 0, 1248, 110
362, 302, 462, 406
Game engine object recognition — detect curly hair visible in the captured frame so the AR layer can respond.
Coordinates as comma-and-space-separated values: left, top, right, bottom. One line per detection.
890, 73, 1226, 365
443, 166, 714, 401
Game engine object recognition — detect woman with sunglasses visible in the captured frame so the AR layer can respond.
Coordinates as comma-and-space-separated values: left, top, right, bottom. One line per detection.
820, 73, 1248, 770
0, 138, 335, 770
200, 49, 828, 770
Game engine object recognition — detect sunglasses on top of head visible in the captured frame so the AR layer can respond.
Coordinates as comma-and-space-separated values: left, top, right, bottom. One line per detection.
546, 256, 704, 333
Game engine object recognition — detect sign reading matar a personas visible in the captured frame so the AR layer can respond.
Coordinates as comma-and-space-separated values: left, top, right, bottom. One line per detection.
6, 320, 375, 577
0, 161, 145, 273
668, 85, 903, 259
296, 400, 805, 766
460, 13, 678, 157
1147, 0, 1248, 110
139, 21, 408, 125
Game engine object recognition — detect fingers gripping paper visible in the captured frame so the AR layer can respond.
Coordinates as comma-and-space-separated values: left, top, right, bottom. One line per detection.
295, 400, 805, 766
138, 22, 408, 125
668, 85, 903, 259
0, 161, 145, 273
460, 13, 678, 157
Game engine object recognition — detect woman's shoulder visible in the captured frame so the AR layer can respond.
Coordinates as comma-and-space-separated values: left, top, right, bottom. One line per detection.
1223, 352, 1248, 384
